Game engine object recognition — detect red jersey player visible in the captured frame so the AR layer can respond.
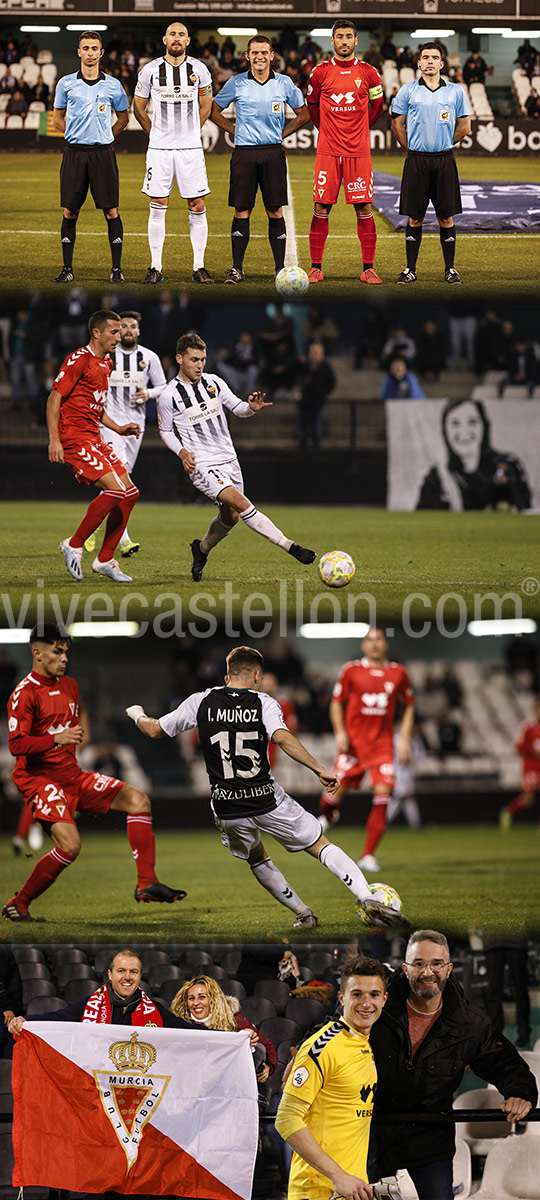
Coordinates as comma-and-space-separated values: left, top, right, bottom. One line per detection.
306, 20, 384, 285
320, 627, 414, 871
47, 309, 141, 584
2, 624, 186, 922
500, 698, 540, 830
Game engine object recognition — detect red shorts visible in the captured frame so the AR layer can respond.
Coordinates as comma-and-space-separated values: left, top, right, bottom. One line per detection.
334, 751, 394, 792
61, 436, 126, 486
522, 764, 540, 792
314, 153, 374, 205
17, 770, 125, 827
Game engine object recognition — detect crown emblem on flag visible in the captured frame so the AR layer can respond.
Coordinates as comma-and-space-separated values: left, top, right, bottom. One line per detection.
108, 1031, 157, 1073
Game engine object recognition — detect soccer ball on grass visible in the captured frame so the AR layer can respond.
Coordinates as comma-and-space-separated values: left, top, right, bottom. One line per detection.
357, 883, 403, 928
275, 266, 309, 297
318, 550, 356, 589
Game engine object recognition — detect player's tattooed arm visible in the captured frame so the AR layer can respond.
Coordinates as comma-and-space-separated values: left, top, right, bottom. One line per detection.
46, 389, 65, 463
211, 99, 235, 136
273, 728, 339, 794
126, 706, 165, 739
391, 114, 408, 151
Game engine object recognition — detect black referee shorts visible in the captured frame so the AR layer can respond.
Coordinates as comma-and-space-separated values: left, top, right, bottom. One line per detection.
399, 149, 462, 220
229, 144, 288, 211
60, 143, 120, 211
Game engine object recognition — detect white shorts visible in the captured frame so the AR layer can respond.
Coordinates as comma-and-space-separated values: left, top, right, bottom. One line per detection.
99, 425, 143, 475
190, 459, 244, 503
214, 789, 323, 860
142, 147, 210, 200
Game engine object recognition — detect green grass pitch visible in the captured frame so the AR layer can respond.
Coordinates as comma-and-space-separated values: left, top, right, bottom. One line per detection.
1, 152, 539, 295
0, 823, 537, 944
1, 502, 539, 625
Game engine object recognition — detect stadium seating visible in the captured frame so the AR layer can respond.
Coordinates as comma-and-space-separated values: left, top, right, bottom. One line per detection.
25, 996, 66, 1015
453, 1087, 511, 1155
0, 1060, 13, 1116
241, 997, 277, 1026
22, 979, 55, 1004
12, 947, 45, 964
254, 979, 291, 1014
63, 978, 97, 1004
382, 59, 399, 99
399, 67, 415, 86
285, 996, 327, 1030
56, 963, 96, 990
469, 82, 494, 119
259, 1016, 303, 1046
475, 1137, 540, 1198
36, 49, 53, 63
392, 1137, 472, 1199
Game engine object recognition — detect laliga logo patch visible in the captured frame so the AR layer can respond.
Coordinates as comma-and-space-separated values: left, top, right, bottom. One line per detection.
93, 1032, 171, 1170
292, 1066, 309, 1087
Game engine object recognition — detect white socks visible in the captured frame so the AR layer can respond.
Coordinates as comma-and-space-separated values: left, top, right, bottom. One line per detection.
319, 842, 371, 902
200, 514, 232, 555
189, 208, 208, 270
148, 202, 166, 270
240, 504, 292, 550
250, 856, 306, 914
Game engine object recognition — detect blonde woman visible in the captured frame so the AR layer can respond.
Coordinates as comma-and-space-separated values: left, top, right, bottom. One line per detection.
171, 974, 277, 1082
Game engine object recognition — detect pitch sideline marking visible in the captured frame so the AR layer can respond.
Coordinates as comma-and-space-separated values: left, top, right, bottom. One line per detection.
1, 230, 539, 240
284, 162, 299, 268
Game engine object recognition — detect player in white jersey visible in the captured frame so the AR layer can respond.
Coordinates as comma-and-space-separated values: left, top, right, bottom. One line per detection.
134, 22, 213, 285
156, 333, 317, 581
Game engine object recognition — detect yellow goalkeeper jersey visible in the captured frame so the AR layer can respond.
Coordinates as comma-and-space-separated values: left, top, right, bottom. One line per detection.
279, 1017, 377, 1200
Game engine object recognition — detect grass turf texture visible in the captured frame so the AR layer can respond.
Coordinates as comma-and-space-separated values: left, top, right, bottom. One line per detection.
1, 152, 539, 296
1, 502, 539, 625
0, 824, 538, 943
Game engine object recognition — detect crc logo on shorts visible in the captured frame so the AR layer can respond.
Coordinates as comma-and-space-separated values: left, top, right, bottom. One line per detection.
347, 178, 366, 191
272, 101, 282, 113
292, 1066, 309, 1087
8, 717, 17, 732
439, 108, 450, 121
98, 102, 107, 113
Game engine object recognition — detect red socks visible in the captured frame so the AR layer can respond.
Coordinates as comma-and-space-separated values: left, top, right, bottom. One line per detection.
98, 484, 139, 562
507, 794, 531, 816
363, 795, 390, 855
15, 804, 34, 840
14, 847, 77, 913
309, 212, 329, 264
126, 813, 157, 888
357, 213, 377, 267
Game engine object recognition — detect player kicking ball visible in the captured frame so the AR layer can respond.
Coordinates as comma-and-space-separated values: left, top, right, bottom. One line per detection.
306, 20, 384, 285
157, 333, 316, 580
3, 626, 186, 922
127, 645, 407, 931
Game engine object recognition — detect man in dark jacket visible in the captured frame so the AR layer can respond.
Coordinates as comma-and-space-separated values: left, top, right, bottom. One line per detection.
368, 929, 537, 1200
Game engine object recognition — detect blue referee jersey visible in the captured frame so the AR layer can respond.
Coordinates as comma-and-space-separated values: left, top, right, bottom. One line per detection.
54, 70, 128, 145
214, 69, 304, 146
392, 78, 469, 153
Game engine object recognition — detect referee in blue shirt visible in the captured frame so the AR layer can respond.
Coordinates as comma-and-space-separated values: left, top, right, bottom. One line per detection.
53, 31, 129, 285
211, 36, 309, 283
391, 42, 470, 284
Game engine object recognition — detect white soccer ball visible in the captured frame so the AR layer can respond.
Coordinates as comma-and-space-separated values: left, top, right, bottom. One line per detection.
357, 883, 403, 928
275, 266, 309, 297
318, 550, 356, 589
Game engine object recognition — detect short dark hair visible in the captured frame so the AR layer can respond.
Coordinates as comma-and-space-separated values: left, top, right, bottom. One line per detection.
30, 624, 69, 646
340, 955, 387, 987
176, 332, 206, 356
119, 310, 142, 323
78, 31, 103, 46
247, 35, 273, 51
406, 930, 450, 958
88, 310, 120, 338
226, 646, 265, 676
109, 948, 143, 971
332, 19, 357, 35
418, 41, 444, 60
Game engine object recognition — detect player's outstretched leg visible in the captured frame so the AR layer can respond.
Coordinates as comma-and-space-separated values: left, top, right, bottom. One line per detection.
92, 484, 140, 583
3, 822, 80, 921
110, 785, 187, 904
59, 482, 136, 581
308, 834, 406, 929
249, 847, 317, 928
238, 502, 315, 563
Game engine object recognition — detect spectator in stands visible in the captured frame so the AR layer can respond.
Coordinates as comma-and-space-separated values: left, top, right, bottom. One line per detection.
3, 39, 20, 65
355, 306, 388, 367
0, 947, 22, 1058
381, 323, 416, 367
437, 710, 462, 756
416, 398, 531, 510
296, 340, 336, 450
463, 50, 491, 86
380, 358, 426, 400
31, 74, 50, 107
201, 44, 219, 80
217, 330, 259, 398
0, 70, 16, 94
531, 53, 540, 78
363, 43, 383, 71
368, 929, 537, 1200
301, 306, 338, 354
485, 936, 531, 1049
525, 92, 540, 118
416, 319, 446, 380
9, 307, 40, 413
6, 88, 28, 116
517, 39, 538, 73
475, 309, 504, 374
397, 46, 416, 70
380, 37, 398, 62
214, 49, 237, 89
171, 975, 277, 1089
502, 336, 538, 393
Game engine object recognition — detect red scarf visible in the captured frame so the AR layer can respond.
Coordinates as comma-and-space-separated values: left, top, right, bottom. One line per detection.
82, 984, 164, 1026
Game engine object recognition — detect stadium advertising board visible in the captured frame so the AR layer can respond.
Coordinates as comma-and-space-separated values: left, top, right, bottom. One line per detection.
0, 0, 521, 11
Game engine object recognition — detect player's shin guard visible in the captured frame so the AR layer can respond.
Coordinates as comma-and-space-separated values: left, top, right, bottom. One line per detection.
98, 485, 139, 562
70, 489, 128, 549
240, 505, 292, 550
200, 514, 232, 554
357, 212, 377, 269
148, 202, 166, 271
106, 215, 124, 269
309, 211, 329, 266
363, 795, 390, 856
440, 224, 456, 269
231, 217, 250, 271
320, 790, 342, 821
318, 843, 370, 902
268, 216, 287, 272
60, 216, 77, 268
14, 847, 77, 912
405, 223, 422, 271
250, 856, 306, 914
126, 813, 157, 889
189, 208, 208, 270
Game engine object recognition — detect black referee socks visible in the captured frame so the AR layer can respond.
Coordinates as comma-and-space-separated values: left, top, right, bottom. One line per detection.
440, 224, 456, 269
231, 216, 250, 270
106, 215, 124, 269
60, 216, 77, 268
268, 216, 287, 271
405, 222, 422, 271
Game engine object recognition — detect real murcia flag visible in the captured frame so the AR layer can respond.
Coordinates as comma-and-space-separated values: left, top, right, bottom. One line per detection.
12, 1022, 258, 1198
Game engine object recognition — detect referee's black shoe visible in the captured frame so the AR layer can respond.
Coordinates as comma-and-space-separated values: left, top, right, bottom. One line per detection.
143, 267, 164, 285
54, 267, 74, 283
288, 543, 316, 566
190, 538, 208, 581
445, 268, 462, 284
192, 267, 214, 284
224, 268, 245, 284
110, 267, 125, 285
397, 268, 417, 284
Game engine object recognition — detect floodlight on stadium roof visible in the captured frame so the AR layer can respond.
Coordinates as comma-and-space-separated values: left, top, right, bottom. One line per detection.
411, 29, 456, 37
67, 622, 140, 639
502, 29, 540, 37
299, 622, 370, 639
20, 25, 61, 32
0, 629, 32, 645
310, 29, 334, 37
66, 24, 109, 31
217, 27, 258, 35
467, 619, 537, 637
471, 27, 513, 33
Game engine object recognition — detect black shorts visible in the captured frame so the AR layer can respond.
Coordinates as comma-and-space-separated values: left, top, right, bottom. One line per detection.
60, 142, 120, 211
229, 144, 288, 210
399, 149, 462, 220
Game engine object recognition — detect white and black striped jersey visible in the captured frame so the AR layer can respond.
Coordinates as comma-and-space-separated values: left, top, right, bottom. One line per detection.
159, 686, 289, 818
135, 56, 212, 150
104, 342, 167, 430
157, 372, 254, 466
